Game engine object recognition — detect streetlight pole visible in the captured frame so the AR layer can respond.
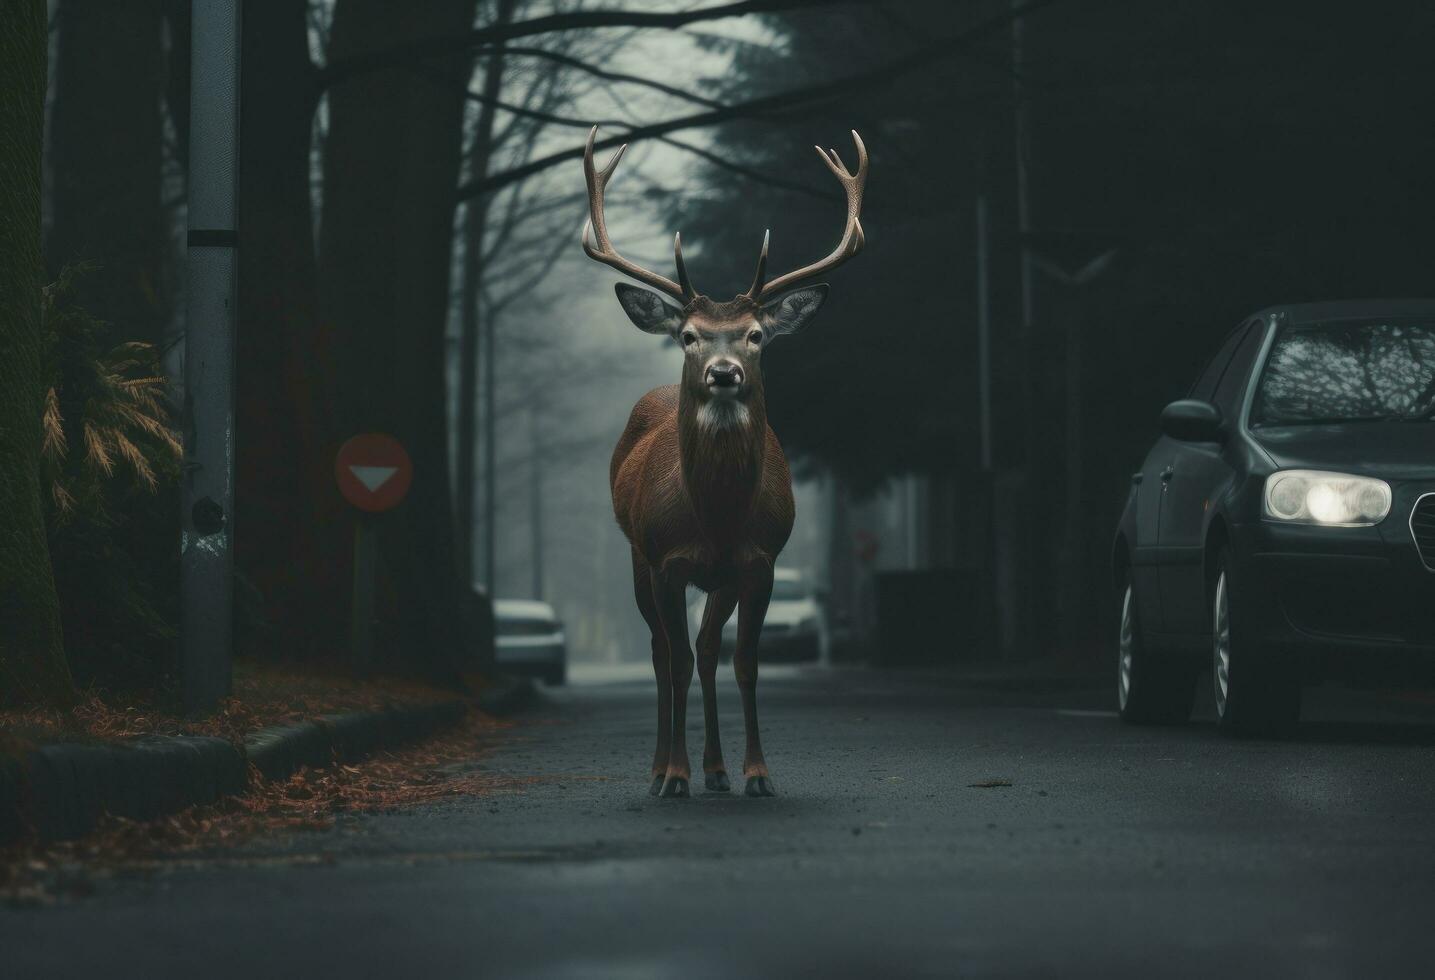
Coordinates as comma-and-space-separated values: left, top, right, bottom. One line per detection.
530, 404, 544, 600
483, 301, 497, 593
181, 0, 241, 714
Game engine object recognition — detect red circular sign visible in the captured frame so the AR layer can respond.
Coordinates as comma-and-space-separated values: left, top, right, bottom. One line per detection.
335, 433, 413, 512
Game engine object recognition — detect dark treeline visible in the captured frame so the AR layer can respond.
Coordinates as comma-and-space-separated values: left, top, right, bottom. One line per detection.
5, 0, 1433, 707
677, 0, 1435, 657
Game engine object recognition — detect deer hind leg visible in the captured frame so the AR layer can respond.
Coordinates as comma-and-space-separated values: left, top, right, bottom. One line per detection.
651, 568, 696, 798
632, 551, 669, 796
734, 568, 777, 797
696, 588, 739, 793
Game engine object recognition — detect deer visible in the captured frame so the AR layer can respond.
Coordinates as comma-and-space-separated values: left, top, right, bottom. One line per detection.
581, 125, 868, 799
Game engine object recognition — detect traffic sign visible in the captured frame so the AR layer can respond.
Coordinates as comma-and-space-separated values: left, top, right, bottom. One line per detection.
335, 433, 413, 512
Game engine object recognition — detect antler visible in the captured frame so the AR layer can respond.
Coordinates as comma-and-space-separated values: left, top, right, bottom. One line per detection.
581, 126, 696, 305
745, 130, 868, 301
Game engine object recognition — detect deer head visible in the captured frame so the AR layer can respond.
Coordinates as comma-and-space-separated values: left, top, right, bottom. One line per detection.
581, 127, 868, 419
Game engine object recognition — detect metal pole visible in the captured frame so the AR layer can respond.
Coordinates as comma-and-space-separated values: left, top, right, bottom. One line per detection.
1010, 0, 1037, 659
181, 0, 241, 714
1063, 302, 1083, 641
483, 301, 497, 592
1012, 1, 1034, 343
529, 404, 543, 600
350, 516, 377, 672
976, 194, 992, 473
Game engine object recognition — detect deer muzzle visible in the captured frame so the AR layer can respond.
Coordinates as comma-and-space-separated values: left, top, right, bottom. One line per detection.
705, 361, 745, 395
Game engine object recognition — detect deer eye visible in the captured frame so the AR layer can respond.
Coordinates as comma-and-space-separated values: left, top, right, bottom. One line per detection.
748, 330, 763, 346
681, 331, 698, 348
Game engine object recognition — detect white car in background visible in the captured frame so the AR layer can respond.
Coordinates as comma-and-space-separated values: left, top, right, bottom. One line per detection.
687, 568, 825, 663
493, 599, 566, 685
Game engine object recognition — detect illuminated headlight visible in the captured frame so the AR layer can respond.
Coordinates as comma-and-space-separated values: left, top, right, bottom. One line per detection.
1262, 470, 1391, 526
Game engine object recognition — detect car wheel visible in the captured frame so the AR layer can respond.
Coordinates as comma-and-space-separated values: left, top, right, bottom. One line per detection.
1117, 572, 1196, 724
1212, 550, 1299, 737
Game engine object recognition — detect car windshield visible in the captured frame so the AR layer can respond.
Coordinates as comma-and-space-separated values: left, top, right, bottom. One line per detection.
770, 578, 808, 601
1250, 319, 1435, 426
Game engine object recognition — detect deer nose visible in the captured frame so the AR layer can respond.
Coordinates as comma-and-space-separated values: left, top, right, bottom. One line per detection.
705, 362, 744, 388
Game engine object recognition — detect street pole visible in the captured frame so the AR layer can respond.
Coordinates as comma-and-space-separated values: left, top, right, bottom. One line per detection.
1010, 0, 1038, 660
350, 515, 377, 673
1063, 299, 1083, 645
530, 404, 543, 600
976, 194, 992, 473
181, 0, 241, 715
483, 301, 497, 594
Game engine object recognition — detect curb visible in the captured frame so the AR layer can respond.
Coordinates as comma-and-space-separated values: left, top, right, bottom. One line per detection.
1, 700, 468, 846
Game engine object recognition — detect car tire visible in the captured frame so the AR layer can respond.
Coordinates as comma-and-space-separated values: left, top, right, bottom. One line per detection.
1211, 549, 1300, 737
1117, 571, 1196, 724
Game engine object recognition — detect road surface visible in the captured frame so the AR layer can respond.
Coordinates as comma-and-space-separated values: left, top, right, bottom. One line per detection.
7, 663, 1435, 978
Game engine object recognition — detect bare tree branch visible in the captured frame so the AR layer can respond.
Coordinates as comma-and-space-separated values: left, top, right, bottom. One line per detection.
658, 135, 840, 202
457, 0, 1063, 202
484, 45, 724, 110
318, 0, 876, 92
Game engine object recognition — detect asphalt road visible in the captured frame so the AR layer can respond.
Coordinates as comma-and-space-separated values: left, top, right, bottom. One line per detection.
8, 663, 1435, 979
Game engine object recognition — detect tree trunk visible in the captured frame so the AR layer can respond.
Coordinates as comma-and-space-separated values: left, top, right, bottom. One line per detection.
319, 0, 479, 678
47, 0, 166, 346
456, 0, 515, 588
0, 0, 76, 708
235, 0, 342, 657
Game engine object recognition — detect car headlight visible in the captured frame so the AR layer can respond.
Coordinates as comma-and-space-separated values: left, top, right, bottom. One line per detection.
1262, 470, 1391, 526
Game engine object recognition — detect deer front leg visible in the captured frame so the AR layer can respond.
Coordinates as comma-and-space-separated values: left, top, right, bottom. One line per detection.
734, 568, 776, 797
648, 635, 671, 795
632, 552, 669, 795
652, 570, 695, 798
696, 588, 739, 793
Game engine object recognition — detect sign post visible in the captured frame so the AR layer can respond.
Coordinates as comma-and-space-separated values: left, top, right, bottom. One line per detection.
335, 434, 413, 671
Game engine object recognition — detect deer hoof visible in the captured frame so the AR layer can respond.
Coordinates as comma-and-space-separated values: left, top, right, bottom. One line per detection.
744, 775, 778, 798
659, 776, 690, 798
704, 771, 731, 793
649, 775, 665, 796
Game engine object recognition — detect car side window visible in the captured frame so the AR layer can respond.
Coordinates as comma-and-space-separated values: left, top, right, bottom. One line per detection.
1188, 324, 1248, 402
1211, 321, 1264, 419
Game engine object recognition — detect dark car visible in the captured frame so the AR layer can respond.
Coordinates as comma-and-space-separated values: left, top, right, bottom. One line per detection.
1113, 300, 1435, 734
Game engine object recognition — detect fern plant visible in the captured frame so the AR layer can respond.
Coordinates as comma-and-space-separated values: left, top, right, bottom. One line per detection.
40, 267, 182, 690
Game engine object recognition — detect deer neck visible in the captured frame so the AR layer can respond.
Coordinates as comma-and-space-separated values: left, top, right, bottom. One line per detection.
677, 384, 767, 544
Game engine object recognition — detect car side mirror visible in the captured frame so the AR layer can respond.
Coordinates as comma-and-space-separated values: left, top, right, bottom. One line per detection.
1161, 399, 1225, 442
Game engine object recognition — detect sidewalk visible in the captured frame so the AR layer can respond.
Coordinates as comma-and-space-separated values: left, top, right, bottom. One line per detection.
0, 666, 536, 846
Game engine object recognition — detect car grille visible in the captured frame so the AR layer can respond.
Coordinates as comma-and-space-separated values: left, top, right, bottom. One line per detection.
1412, 493, 1435, 572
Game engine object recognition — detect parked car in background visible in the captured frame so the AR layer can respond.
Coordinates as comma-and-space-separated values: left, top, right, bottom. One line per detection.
493, 599, 566, 685
688, 567, 825, 663
1113, 301, 1435, 735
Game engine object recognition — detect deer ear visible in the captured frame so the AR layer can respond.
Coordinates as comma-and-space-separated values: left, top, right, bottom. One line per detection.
615, 283, 685, 336
759, 284, 828, 337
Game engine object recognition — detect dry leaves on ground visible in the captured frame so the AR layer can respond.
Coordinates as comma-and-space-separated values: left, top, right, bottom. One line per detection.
0, 662, 456, 752
1, 709, 521, 906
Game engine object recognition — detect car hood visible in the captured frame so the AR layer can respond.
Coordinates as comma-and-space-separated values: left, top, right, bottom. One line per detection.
1251, 422, 1435, 480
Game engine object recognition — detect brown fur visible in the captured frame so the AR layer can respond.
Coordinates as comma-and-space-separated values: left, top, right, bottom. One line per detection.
610, 383, 794, 592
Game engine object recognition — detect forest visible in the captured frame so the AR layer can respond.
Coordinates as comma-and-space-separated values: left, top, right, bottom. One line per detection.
3, 0, 1434, 709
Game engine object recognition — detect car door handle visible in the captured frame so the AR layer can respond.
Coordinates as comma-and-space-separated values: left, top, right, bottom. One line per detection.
1160, 466, 1175, 483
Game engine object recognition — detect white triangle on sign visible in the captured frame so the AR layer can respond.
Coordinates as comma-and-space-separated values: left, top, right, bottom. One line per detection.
349, 465, 398, 493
